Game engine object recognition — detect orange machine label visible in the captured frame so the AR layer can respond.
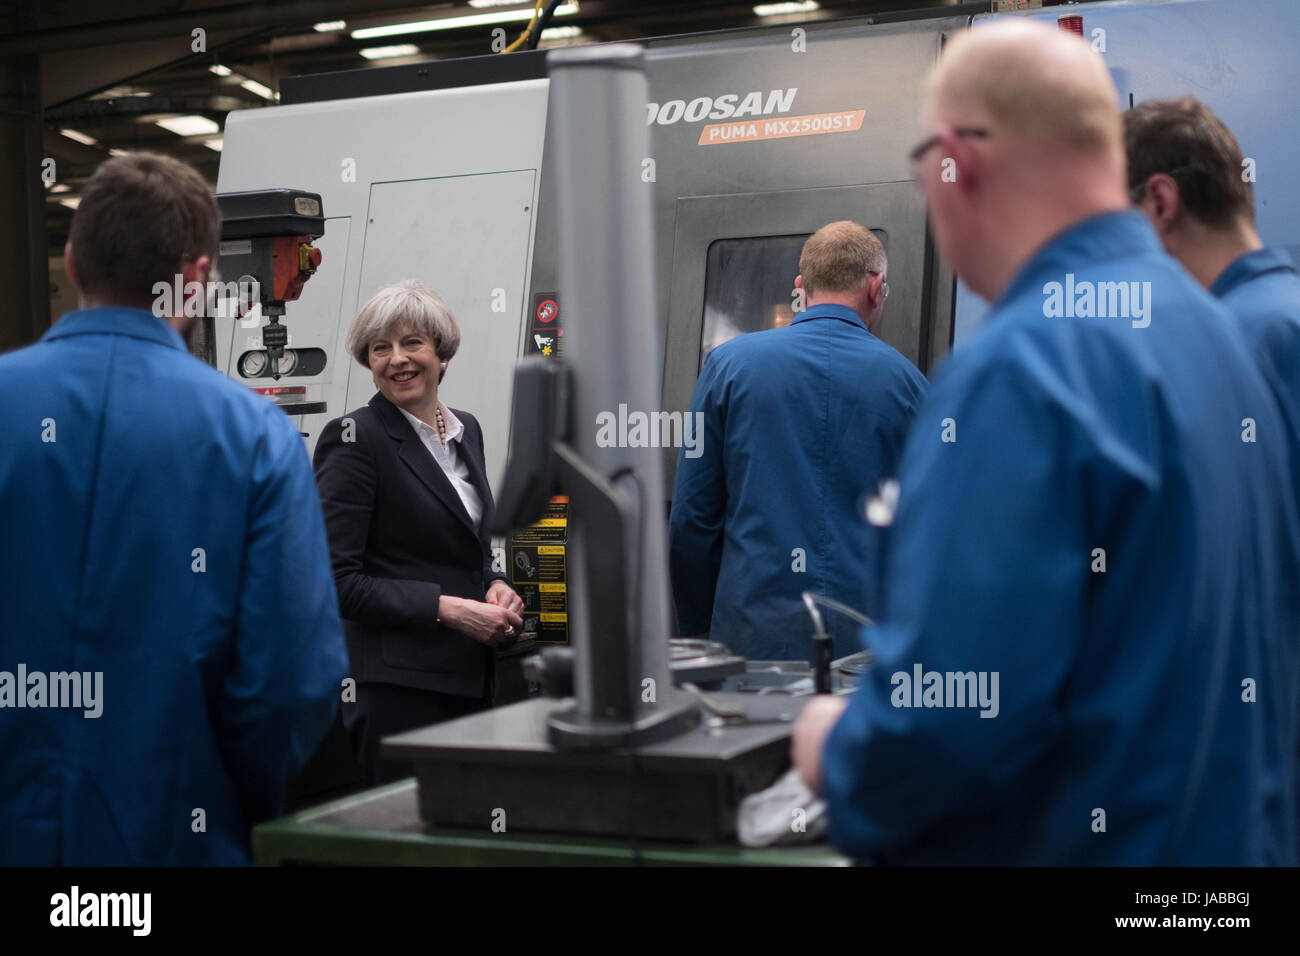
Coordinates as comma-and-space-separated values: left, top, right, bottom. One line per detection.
698, 109, 866, 146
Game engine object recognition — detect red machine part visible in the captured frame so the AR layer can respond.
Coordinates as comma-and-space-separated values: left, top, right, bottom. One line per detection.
1058, 14, 1085, 37
270, 235, 322, 304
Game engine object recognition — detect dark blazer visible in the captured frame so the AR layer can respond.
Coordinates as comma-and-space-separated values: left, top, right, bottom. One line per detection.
313, 392, 506, 698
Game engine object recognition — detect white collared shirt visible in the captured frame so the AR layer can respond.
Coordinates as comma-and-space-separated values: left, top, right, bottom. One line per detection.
398, 404, 483, 534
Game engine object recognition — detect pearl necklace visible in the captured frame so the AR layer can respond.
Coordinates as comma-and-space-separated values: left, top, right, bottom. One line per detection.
434, 403, 448, 448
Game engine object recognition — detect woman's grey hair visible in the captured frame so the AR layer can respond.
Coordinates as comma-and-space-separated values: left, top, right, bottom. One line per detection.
347, 279, 461, 374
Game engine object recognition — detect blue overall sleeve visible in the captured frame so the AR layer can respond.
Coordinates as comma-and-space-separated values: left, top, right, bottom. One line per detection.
219, 414, 349, 825
821, 350, 1085, 858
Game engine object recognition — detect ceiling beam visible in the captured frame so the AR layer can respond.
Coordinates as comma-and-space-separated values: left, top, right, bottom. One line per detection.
0, 0, 434, 55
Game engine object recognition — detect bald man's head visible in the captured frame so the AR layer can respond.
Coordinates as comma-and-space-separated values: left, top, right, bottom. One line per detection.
914, 19, 1130, 301
926, 19, 1122, 160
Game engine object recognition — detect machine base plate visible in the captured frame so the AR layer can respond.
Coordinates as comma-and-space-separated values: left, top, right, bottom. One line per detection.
383, 694, 798, 843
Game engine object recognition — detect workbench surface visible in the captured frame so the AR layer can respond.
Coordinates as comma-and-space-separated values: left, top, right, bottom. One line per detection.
254, 780, 849, 866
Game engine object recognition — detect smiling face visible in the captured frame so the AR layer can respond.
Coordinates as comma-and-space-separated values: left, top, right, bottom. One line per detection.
368, 325, 440, 412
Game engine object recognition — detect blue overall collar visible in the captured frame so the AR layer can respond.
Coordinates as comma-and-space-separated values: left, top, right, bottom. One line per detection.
791, 302, 869, 331
42, 306, 188, 352
1211, 247, 1299, 299
991, 210, 1162, 314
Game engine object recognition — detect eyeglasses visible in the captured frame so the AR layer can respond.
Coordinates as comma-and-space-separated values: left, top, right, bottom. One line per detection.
1129, 165, 1197, 203
908, 126, 990, 165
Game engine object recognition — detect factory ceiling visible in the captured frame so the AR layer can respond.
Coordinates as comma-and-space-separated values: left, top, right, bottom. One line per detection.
0, 0, 1078, 254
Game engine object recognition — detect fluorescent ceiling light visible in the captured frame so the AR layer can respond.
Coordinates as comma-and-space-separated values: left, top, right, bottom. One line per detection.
48, 183, 71, 193
155, 115, 221, 136
109, 148, 129, 157
754, 1, 819, 14
313, 20, 347, 31
204, 138, 224, 152
60, 198, 81, 209
352, 3, 578, 39
239, 78, 276, 100
469, 1, 532, 7
541, 26, 583, 39
95, 86, 150, 98
359, 44, 421, 59
209, 64, 232, 76
60, 129, 98, 146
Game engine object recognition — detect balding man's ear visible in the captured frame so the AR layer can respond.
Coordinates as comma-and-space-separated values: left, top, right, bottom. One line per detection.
941, 130, 982, 194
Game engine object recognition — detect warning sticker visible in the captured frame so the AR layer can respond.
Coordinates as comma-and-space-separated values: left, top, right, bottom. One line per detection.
698, 110, 865, 146
528, 292, 563, 358
510, 544, 565, 584
509, 496, 569, 643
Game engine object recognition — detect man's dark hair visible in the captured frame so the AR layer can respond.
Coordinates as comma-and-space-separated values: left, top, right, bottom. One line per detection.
1124, 96, 1254, 229
68, 151, 220, 307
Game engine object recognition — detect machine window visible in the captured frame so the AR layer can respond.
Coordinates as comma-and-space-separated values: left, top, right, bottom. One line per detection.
701, 235, 807, 363
699, 230, 886, 364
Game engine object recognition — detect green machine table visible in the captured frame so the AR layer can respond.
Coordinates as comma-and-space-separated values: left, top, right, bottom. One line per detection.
253, 779, 849, 867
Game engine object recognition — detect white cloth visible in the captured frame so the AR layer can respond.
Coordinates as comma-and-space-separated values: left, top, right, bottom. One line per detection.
737, 768, 829, 847
398, 404, 483, 534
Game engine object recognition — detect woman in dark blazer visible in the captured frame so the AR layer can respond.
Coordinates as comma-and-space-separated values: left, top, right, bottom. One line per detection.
313, 279, 524, 785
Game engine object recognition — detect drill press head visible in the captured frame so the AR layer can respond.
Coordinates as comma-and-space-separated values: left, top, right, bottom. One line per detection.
215, 188, 325, 378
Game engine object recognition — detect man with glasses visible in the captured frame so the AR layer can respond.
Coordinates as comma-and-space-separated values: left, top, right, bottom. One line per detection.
791, 21, 1298, 864
670, 220, 927, 663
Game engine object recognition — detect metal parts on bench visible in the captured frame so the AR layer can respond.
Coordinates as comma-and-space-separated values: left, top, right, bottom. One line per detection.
524, 638, 746, 697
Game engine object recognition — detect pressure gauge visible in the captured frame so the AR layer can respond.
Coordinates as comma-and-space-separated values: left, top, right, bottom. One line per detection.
275, 351, 298, 377
239, 351, 268, 378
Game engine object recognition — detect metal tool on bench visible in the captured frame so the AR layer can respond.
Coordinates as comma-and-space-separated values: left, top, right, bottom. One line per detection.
524, 638, 745, 697
383, 44, 794, 844
801, 591, 876, 693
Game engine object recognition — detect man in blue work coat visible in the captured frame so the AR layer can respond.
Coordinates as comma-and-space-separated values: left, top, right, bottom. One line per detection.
1126, 95, 1300, 855
791, 22, 1299, 864
670, 221, 928, 662
1125, 96, 1300, 442
0, 153, 348, 864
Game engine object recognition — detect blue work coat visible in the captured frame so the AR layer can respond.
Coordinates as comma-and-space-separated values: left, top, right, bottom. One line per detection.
1213, 247, 1300, 452
822, 212, 1300, 864
0, 307, 348, 865
1212, 245, 1300, 857
669, 304, 928, 662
